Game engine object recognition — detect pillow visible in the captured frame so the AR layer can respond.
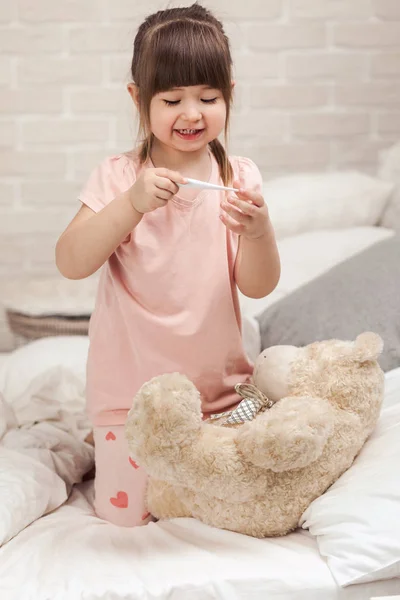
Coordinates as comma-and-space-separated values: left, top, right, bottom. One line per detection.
239, 226, 394, 320
241, 313, 261, 363
257, 235, 400, 372
264, 171, 393, 240
378, 141, 400, 231
0, 336, 89, 403
384, 367, 400, 410
300, 392, 400, 587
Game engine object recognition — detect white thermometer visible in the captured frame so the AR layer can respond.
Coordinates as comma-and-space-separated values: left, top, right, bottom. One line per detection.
178, 178, 239, 193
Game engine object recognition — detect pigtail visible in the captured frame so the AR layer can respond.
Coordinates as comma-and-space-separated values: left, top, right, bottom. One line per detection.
209, 137, 234, 187
138, 133, 154, 165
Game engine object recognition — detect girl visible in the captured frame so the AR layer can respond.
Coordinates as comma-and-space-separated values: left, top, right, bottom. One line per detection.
56, 2, 280, 527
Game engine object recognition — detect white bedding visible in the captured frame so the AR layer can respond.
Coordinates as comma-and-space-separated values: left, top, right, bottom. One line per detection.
0, 480, 398, 600
0, 365, 93, 546
0, 366, 398, 600
0, 353, 9, 371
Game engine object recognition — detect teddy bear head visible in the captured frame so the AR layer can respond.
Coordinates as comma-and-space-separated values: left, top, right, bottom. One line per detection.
253, 332, 384, 426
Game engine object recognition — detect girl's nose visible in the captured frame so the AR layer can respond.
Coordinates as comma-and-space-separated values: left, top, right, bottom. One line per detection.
182, 105, 202, 121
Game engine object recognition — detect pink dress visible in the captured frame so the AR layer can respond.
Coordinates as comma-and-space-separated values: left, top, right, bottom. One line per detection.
78, 147, 263, 526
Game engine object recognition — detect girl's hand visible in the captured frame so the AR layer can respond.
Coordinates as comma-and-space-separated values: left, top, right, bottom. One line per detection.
129, 168, 187, 214
220, 179, 270, 240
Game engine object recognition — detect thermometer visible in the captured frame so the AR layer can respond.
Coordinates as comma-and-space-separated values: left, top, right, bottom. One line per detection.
178, 178, 239, 193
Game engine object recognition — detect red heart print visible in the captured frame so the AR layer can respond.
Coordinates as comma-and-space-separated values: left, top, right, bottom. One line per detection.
105, 431, 116, 441
129, 457, 139, 469
142, 511, 151, 521
110, 491, 128, 508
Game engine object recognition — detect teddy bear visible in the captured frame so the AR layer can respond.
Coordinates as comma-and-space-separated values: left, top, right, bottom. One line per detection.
125, 332, 384, 537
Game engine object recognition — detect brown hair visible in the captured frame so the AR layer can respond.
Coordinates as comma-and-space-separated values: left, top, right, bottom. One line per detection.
130, 2, 234, 186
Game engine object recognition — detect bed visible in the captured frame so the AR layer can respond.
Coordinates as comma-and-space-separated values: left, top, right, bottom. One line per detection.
0, 349, 399, 599
0, 302, 399, 600
1, 147, 400, 599
0, 480, 399, 600
0, 354, 9, 371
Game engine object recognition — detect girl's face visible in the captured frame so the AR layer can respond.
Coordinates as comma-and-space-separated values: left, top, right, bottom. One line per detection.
148, 84, 233, 151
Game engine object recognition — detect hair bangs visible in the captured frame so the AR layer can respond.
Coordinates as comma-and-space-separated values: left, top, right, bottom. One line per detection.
145, 21, 232, 95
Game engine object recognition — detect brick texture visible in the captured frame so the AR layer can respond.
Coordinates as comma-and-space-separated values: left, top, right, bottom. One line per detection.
374, 0, 400, 20
334, 24, 400, 48
335, 83, 400, 107
0, 26, 63, 54
0, 0, 400, 350
249, 84, 329, 108
0, 89, 63, 113
0, 57, 12, 86
290, 0, 373, 20
291, 113, 370, 137
371, 53, 400, 77
378, 113, 400, 134
17, 0, 102, 23
286, 53, 367, 80
69, 26, 135, 54
247, 25, 325, 50
22, 119, 110, 146
0, 121, 17, 147
0, 183, 15, 206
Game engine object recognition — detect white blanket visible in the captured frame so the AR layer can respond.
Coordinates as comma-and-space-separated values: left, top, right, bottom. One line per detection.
0, 481, 399, 600
0, 366, 94, 546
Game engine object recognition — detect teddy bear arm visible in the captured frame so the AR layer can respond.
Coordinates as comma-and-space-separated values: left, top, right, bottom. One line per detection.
235, 396, 335, 472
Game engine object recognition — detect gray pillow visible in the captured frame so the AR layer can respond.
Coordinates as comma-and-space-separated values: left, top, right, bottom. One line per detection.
257, 235, 400, 372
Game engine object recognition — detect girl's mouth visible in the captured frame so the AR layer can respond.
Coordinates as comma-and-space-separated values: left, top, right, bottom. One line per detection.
174, 129, 205, 140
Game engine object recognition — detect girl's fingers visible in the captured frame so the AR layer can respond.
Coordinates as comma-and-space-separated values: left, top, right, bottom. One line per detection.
233, 180, 265, 208
155, 175, 179, 194
219, 211, 244, 234
154, 185, 173, 200
227, 195, 257, 216
221, 201, 251, 225
154, 195, 169, 205
233, 179, 242, 191
155, 181, 178, 196
155, 168, 187, 185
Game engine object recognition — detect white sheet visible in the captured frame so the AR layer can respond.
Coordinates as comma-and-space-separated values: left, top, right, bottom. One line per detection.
0, 353, 9, 371
0, 480, 398, 600
0, 365, 93, 545
0, 369, 399, 600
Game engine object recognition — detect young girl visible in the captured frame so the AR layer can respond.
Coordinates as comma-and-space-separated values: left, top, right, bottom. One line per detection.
56, 2, 280, 527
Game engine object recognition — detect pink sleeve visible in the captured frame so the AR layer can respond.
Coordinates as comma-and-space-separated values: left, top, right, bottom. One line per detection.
228, 156, 264, 262
78, 154, 136, 213
236, 156, 263, 194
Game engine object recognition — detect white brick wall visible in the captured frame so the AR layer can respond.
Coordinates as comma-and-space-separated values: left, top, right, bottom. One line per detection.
1, 0, 400, 350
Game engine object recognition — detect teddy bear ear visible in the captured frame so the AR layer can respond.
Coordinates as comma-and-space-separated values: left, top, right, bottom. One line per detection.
353, 332, 384, 362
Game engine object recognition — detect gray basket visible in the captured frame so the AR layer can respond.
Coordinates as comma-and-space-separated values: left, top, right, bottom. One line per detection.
6, 310, 90, 347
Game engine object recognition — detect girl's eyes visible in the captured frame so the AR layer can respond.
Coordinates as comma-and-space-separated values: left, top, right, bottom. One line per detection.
163, 98, 218, 106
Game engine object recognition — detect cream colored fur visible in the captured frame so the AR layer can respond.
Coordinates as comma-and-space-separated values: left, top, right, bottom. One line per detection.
125, 332, 384, 537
